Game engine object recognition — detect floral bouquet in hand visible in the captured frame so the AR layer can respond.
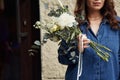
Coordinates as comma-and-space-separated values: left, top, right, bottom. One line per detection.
34, 0, 111, 61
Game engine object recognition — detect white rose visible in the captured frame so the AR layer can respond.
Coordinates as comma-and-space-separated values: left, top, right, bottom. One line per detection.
56, 13, 77, 29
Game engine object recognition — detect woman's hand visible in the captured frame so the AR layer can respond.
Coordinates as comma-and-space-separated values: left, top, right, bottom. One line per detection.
78, 34, 90, 53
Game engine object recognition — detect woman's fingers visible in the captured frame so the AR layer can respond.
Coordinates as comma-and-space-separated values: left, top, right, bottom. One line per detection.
83, 39, 90, 44
83, 38, 90, 48
78, 34, 84, 53
78, 34, 90, 53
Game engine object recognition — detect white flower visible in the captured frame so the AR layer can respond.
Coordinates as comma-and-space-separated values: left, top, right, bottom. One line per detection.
56, 13, 77, 29
45, 17, 57, 29
34, 21, 46, 29
33, 21, 41, 29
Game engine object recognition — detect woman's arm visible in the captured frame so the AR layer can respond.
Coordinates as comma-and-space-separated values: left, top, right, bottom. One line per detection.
58, 40, 79, 65
58, 34, 90, 65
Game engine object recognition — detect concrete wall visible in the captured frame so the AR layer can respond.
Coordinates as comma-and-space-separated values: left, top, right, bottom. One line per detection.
39, 0, 120, 80
115, 0, 120, 16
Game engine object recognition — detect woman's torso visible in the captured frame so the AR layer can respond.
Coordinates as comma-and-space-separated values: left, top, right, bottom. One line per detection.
65, 19, 120, 80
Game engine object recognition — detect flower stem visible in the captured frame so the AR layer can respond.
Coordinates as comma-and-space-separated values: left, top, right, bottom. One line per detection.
89, 42, 109, 62
92, 41, 111, 52
57, 0, 64, 9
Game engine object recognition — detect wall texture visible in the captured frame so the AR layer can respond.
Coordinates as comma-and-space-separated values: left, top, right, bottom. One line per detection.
39, 0, 120, 80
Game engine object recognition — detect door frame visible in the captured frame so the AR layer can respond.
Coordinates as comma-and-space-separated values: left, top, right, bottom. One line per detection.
4, 0, 41, 79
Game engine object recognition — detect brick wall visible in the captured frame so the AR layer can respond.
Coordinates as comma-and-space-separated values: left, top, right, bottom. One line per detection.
39, 0, 120, 80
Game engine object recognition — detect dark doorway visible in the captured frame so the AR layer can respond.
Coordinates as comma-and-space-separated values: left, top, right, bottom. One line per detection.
31, 0, 41, 80
0, 0, 41, 80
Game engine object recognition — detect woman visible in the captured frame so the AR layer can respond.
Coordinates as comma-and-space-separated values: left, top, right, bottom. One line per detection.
58, 0, 120, 80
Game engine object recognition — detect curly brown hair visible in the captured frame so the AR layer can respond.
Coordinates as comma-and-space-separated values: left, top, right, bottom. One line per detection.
74, 0, 120, 29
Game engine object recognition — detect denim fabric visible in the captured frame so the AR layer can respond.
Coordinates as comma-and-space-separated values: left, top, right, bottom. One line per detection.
58, 18, 120, 80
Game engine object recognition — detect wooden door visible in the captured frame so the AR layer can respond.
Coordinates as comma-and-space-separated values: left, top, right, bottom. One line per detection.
19, 0, 33, 80
3, 0, 41, 80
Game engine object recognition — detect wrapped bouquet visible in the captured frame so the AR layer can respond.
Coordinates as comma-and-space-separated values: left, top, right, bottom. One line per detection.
34, 1, 111, 61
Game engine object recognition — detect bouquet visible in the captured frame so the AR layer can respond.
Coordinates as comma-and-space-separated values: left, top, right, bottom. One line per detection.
33, 0, 111, 61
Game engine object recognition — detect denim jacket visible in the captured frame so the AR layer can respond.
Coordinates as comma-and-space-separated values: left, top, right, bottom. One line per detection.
58, 18, 120, 80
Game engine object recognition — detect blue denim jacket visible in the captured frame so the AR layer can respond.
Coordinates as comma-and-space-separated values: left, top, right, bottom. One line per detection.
58, 18, 120, 80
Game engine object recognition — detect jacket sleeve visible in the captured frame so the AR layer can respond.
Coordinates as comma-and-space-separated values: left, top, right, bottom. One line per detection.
58, 40, 79, 65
